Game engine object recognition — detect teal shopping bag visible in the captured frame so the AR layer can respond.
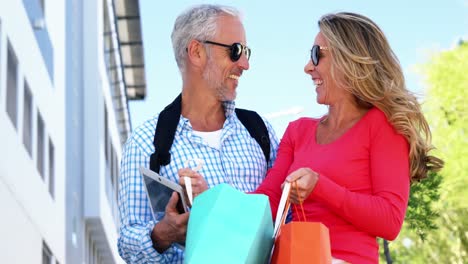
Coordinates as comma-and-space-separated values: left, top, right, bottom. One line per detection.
185, 184, 273, 264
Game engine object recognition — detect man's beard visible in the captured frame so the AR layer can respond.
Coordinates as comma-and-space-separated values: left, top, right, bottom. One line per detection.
202, 58, 236, 101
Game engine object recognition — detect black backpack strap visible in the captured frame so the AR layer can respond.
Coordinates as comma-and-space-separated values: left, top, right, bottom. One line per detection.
235, 108, 271, 163
149, 94, 182, 173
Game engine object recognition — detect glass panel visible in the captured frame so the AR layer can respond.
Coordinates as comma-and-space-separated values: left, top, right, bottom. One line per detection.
48, 137, 54, 198
110, 143, 114, 186
22, 0, 54, 82
104, 105, 108, 164
37, 111, 45, 178
6, 42, 18, 129
23, 81, 33, 156
113, 150, 118, 192
42, 241, 52, 264
40, 0, 45, 13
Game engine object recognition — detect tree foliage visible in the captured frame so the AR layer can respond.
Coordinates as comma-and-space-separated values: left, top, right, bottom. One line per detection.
383, 41, 468, 263
405, 171, 442, 239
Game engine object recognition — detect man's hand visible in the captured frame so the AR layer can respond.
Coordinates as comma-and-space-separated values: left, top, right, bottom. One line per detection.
178, 168, 209, 201
151, 192, 189, 253
283, 168, 319, 204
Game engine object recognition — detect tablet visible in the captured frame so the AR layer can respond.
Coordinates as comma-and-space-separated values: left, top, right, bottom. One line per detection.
140, 167, 190, 217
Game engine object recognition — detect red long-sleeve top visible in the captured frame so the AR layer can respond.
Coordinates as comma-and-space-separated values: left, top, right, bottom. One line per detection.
255, 107, 410, 263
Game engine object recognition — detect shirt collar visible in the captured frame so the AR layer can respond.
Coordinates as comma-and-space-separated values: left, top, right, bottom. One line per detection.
223, 100, 236, 117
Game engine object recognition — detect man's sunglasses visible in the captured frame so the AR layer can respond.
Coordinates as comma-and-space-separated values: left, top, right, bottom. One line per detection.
203, 40, 251, 62
310, 45, 328, 66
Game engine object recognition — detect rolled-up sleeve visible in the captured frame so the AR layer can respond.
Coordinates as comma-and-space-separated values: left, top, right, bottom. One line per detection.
117, 139, 180, 263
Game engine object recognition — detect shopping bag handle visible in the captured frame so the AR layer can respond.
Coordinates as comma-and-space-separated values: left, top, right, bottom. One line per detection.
273, 181, 307, 240
292, 182, 307, 222
273, 182, 291, 239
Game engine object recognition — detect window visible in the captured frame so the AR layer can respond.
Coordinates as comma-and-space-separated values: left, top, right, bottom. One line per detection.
22, 0, 54, 82
42, 241, 58, 264
42, 241, 52, 264
85, 228, 102, 264
23, 81, 33, 156
104, 101, 120, 225
104, 105, 109, 164
39, 0, 45, 13
48, 137, 55, 198
109, 143, 114, 187
37, 111, 45, 178
113, 149, 120, 226
113, 149, 119, 199
6, 41, 18, 129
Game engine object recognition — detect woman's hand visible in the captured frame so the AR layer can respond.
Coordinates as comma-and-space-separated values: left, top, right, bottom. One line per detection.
284, 168, 319, 204
178, 168, 209, 199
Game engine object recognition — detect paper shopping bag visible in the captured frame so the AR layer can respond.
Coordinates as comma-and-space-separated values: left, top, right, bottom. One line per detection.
270, 222, 332, 264
270, 182, 332, 264
185, 184, 273, 264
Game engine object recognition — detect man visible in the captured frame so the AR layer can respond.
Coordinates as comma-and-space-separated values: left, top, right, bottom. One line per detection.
117, 4, 278, 263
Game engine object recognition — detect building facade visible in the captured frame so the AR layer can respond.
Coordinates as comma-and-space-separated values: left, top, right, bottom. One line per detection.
65, 0, 146, 263
0, 0, 66, 263
0, 0, 146, 263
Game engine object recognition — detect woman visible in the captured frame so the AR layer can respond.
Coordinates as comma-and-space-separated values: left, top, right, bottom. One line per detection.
253, 12, 444, 263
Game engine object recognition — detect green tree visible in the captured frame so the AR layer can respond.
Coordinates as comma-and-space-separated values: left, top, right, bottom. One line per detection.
385, 41, 468, 263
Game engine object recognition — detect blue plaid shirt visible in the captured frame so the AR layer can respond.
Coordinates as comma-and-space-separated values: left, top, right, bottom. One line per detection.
118, 101, 279, 263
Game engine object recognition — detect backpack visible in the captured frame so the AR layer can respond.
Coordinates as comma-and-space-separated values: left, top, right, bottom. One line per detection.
149, 94, 271, 173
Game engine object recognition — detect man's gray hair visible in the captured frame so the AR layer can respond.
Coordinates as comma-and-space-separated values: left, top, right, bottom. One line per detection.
171, 4, 241, 73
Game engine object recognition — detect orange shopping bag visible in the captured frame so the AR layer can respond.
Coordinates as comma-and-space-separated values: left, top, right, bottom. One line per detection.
270, 182, 332, 264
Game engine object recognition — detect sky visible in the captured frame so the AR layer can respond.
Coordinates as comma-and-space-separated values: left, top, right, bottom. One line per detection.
131, 0, 468, 137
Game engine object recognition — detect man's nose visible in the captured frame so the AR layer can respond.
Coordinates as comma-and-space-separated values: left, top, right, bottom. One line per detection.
237, 53, 250, 70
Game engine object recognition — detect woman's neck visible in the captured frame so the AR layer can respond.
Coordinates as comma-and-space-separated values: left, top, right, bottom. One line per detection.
323, 102, 369, 129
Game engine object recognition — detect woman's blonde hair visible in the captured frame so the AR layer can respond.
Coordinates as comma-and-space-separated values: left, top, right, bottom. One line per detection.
318, 12, 443, 182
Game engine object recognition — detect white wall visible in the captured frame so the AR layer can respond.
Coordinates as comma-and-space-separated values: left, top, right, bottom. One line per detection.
0, 175, 43, 264
0, 0, 66, 263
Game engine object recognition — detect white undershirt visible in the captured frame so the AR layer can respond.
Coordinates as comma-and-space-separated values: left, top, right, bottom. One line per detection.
192, 129, 222, 150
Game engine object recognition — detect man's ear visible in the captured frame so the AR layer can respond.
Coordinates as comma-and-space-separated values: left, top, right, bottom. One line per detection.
186, 40, 206, 68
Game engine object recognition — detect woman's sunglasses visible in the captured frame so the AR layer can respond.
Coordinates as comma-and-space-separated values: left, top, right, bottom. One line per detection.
203, 40, 251, 62
310, 45, 328, 66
